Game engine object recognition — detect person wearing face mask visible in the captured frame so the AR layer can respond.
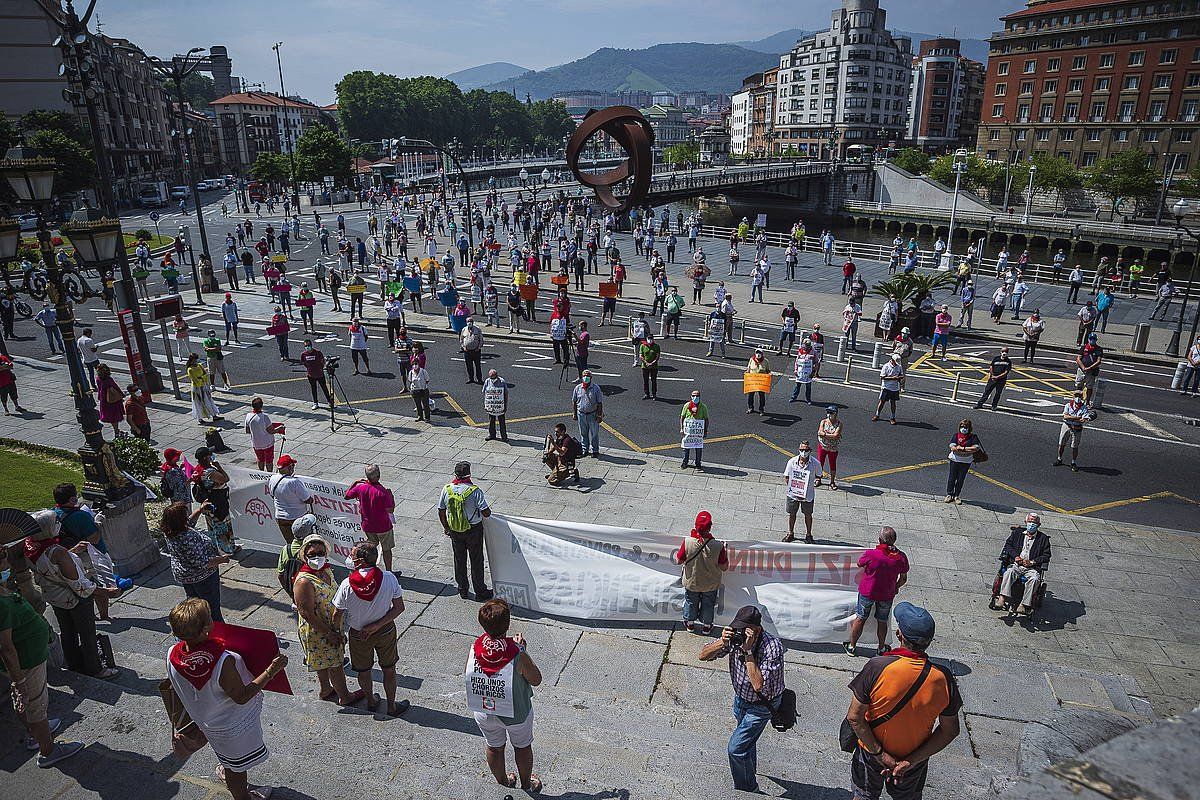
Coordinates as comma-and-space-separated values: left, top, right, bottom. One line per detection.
782, 440, 820, 542
816, 406, 843, 490
291, 533, 357, 705
993, 513, 1052, 616
680, 390, 709, 471
332, 541, 409, 716
571, 370, 604, 457
745, 349, 771, 414
945, 419, 982, 505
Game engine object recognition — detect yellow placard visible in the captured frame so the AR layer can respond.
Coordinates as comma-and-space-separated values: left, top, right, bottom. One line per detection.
270, 254, 287, 263
743, 373, 773, 394
346, 283, 366, 294
420, 257, 437, 272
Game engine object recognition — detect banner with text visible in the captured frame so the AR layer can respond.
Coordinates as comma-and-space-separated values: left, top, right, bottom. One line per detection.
484, 515, 864, 643
226, 466, 363, 560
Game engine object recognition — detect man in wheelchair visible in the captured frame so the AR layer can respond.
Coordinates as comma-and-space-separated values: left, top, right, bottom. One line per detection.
990, 512, 1051, 617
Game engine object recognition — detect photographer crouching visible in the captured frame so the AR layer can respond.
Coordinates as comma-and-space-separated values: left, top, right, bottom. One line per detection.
699, 605, 786, 793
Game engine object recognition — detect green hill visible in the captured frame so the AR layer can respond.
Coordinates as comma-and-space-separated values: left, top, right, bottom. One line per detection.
483, 43, 777, 99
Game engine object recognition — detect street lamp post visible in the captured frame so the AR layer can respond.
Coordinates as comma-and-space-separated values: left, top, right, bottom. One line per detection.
1022, 162, 1038, 224
0, 145, 131, 502
945, 148, 969, 270
1167, 199, 1200, 357
53, 0, 162, 391
130, 45, 213, 303
272, 42, 302, 218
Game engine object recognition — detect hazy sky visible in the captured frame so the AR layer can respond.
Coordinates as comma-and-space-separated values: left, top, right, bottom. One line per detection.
91, 0, 1020, 104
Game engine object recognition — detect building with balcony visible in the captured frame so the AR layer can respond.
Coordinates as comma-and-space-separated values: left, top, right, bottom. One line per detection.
907, 38, 986, 152
640, 104, 691, 157
210, 91, 325, 175
976, 0, 1200, 173
774, 0, 913, 158
730, 70, 778, 156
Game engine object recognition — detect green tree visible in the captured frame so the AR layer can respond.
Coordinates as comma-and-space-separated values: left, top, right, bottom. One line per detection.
165, 73, 219, 110
527, 99, 575, 151
336, 70, 407, 141
1175, 162, 1200, 198
1028, 152, 1082, 209
0, 114, 16, 154
26, 129, 95, 193
890, 148, 931, 175
249, 152, 289, 184
929, 152, 1002, 195
21, 109, 88, 146
1085, 148, 1158, 218
294, 125, 352, 184
663, 142, 700, 166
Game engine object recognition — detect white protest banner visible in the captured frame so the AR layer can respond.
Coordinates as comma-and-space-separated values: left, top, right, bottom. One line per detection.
484, 387, 505, 414
225, 466, 363, 560
483, 515, 863, 643
464, 651, 516, 717
681, 417, 706, 449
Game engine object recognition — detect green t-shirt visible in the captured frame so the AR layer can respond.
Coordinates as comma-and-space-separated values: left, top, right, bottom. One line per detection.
0, 593, 50, 671
640, 343, 661, 367
680, 401, 709, 421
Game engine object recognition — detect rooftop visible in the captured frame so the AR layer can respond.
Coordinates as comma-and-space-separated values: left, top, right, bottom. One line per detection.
210, 91, 320, 110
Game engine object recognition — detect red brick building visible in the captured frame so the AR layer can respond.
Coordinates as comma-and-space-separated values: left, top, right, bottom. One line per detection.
976, 0, 1200, 173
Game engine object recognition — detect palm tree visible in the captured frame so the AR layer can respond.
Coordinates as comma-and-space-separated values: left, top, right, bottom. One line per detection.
870, 272, 955, 310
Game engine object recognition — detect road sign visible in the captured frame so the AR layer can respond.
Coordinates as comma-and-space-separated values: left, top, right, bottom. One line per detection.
148, 211, 160, 222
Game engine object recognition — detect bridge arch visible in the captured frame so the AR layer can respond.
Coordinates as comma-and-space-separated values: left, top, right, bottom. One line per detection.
1120, 245, 1145, 261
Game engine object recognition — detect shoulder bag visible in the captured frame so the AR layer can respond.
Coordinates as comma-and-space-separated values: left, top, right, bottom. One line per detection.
839, 659, 931, 752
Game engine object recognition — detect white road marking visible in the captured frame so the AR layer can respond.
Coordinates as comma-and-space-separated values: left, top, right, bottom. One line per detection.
1120, 411, 1181, 440
511, 364, 552, 371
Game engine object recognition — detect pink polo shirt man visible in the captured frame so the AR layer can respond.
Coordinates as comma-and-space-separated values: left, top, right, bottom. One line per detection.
345, 468, 397, 570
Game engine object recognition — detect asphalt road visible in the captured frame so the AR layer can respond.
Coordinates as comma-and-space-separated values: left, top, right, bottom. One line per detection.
6, 189, 1197, 530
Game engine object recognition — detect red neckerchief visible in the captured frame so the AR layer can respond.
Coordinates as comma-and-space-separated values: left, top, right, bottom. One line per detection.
24, 536, 59, 565
348, 566, 384, 601
452, 477, 473, 486
954, 432, 972, 446
690, 528, 713, 542
473, 633, 520, 676
874, 543, 903, 560
686, 400, 700, 415
297, 563, 329, 579
887, 646, 926, 660
169, 637, 227, 689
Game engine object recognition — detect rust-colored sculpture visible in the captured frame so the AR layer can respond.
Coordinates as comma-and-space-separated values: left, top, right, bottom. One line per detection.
565, 106, 655, 214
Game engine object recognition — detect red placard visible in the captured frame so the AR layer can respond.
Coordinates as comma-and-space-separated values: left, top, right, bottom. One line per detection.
519, 284, 538, 301
550, 275, 569, 286
210, 621, 292, 695
598, 281, 618, 298
296, 297, 316, 308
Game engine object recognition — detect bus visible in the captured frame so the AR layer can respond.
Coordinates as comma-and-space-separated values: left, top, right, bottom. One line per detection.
246, 181, 266, 202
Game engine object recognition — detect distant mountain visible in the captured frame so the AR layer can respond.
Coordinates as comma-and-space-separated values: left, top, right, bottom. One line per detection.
482, 43, 777, 99
733, 29, 813, 55
445, 62, 529, 91
733, 27, 989, 63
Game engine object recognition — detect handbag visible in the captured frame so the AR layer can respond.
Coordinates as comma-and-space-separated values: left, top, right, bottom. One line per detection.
752, 683, 797, 732
973, 446, 989, 464
839, 659, 931, 752
158, 678, 208, 761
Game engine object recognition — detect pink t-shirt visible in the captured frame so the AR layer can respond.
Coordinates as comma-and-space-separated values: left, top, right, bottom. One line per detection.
345, 481, 395, 534
857, 545, 910, 602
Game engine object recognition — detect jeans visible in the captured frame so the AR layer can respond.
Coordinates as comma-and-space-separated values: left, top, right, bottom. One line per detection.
790, 381, 812, 402
683, 589, 717, 625
51, 597, 102, 676
729, 694, 780, 792
1099, 307, 1111, 332
224, 320, 239, 341
488, 414, 507, 440
946, 460, 971, 497
682, 447, 703, 468
1182, 365, 1200, 393
308, 376, 332, 405
846, 322, 859, 350
578, 411, 600, 455
276, 335, 289, 359
1067, 283, 1081, 303
43, 325, 65, 353
707, 338, 726, 357
449, 525, 487, 594
1010, 294, 1024, 318
976, 378, 1006, 409
183, 571, 224, 623
751, 284, 763, 302
642, 366, 658, 397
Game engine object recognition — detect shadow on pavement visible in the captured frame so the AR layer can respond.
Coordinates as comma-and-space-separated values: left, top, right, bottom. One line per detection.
771, 776, 852, 799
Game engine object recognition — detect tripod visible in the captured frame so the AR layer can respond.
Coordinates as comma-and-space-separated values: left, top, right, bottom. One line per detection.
327, 367, 359, 432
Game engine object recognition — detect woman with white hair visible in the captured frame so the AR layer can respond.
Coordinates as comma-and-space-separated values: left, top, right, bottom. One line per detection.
291, 533, 358, 705
24, 510, 118, 679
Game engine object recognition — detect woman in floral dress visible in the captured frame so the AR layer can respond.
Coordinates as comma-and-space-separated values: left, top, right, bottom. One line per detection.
291, 533, 358, 705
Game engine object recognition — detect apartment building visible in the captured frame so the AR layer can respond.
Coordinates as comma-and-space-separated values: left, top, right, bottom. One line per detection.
774, 0, 913, 158
210, 91, 325, 174
977, 0, 1200, 172
907, 38, 986, 151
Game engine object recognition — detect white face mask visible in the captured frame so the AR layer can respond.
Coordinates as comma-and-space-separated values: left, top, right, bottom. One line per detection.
306, 555, 326, 571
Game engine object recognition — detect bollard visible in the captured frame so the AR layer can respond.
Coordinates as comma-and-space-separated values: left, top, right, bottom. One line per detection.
1091, 377, 1107, 409
627, 315, 634, 338
951, 373, 962, 403
837, 336, 848, 362
844, 355, 853, 383
1171, 361, 1188, 389
739, 319, 746, 344
1131, 322, 1152, 354
871, 341, 884, 369
658, 314, 665, 338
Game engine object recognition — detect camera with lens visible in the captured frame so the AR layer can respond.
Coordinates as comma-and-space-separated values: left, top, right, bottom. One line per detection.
324, 355, 340, 374
729, 628, 747, 648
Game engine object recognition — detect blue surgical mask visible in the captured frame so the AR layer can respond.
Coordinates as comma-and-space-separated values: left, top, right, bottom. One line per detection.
1026, 524, 1039, 533
0, 568, 10, 583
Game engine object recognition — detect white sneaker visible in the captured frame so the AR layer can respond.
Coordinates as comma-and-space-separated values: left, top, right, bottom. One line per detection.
311, 403, 319, 410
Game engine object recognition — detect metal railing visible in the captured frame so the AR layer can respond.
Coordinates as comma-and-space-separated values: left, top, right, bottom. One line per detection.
842, 201, 1180, 242
694, 223, 1199, 296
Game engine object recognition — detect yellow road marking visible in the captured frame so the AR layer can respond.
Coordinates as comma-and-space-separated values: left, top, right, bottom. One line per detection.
501, 412, 574, 425
351, 393, 410, 405
231, 376, 309, 389
969, 470, 1071, 514
601, 421, 643, 451
433, 392, 476, 426
1070, 491, 1176, 516
844, 460, 946, 482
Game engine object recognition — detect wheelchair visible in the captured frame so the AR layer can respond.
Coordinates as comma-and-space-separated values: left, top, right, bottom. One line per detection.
988, 558, 1047, 616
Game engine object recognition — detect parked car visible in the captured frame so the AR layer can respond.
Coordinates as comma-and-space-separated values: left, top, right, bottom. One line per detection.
17, 213, 39, 232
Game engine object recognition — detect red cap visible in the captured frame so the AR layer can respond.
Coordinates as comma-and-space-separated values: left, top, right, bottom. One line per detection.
276, 454, 297, 468
694, 511, 712, 534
